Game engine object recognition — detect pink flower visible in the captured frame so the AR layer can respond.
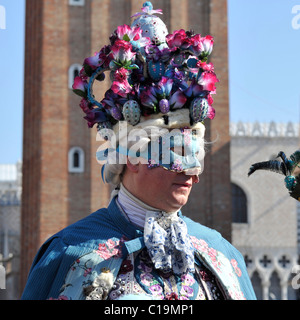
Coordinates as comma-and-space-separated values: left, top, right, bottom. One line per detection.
97, 243, 107, 251
114, 67, 129, 82
207, 93, 214, 105
189, 34, 203, 56
83, 268, 92, 277
207, 105, 216, 120
111, 67, 132, 97
198, 71, 219, 92
166, 29, 191, 50
208, 247, 217, 258
97, 249, 113, 260
201, 35, 214, 56
231, 259, 238, 269
106, 238, 116, 249
111, 40, 136, 64
197, 61, 215, 72
72, 76, 88, 97
191, 237, 209, 253
114, 24, 151, 49
116, 24, 133, 40
231, 259, 242, 277
189, 34, 214, 57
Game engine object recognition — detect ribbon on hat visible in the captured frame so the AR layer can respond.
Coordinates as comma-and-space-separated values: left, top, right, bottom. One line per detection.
143, 211, 195, 275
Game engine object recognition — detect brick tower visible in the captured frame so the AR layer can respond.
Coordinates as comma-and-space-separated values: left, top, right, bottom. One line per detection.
21, 0, 230, 293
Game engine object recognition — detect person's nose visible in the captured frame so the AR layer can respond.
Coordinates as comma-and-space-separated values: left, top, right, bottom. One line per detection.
192, 175, 200, 184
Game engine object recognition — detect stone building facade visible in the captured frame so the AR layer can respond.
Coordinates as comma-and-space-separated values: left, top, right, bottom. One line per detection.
230, 122, 300, 300
0, 163, 22, 300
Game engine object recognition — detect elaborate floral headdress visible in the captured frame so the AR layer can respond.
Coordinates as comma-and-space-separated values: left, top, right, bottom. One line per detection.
73, 1, 218, 132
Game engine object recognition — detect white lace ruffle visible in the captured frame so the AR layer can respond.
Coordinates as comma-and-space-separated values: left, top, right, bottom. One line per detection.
144, 211, 195, 275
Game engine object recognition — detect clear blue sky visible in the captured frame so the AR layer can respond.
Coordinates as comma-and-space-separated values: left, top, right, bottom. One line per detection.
0, 0, 300, 164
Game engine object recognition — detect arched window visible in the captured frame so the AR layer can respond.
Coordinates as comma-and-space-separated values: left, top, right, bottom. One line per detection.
68, 64, 82, 89
68, 147, 85, 173
251, 271, 263, 300
269, 272, 281, 300
231, 183, 248, 223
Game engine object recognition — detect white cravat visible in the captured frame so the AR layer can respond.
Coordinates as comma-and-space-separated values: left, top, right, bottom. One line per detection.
116, 183, 195, 274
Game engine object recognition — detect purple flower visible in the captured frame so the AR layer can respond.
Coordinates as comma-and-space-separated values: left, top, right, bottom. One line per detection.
139, 86, 158, 108
84, 52, 100, 71
155, 77, 173, 98
149, 284, 163, 295
140, 273, 154, 286
83, 108, 108, 128
169, 90, 187, 109
79, 98, 92, 114
180, 285, 193, 297
183, 79, 204, 98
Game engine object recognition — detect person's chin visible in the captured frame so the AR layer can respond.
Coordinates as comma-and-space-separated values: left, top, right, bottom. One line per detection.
169, 193, 189, 210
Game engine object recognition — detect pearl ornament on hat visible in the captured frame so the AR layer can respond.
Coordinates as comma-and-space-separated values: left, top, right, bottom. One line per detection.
122, 100, 141, 125
190, 97, 209, 123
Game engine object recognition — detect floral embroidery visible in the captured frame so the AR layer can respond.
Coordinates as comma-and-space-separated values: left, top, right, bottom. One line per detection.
190, 236, 246, 300
179, 273, 195, 299
149, 284, 163, 296
171, 158, 183, 172
165, 292, 179, 300
180, 285, 193, 297
96, 237, 126, 260
181, 273, 195, 286
119, 259, 133, 274
231, 259, 242, 277
138, 255, 164, 299
70, 258, 92, 277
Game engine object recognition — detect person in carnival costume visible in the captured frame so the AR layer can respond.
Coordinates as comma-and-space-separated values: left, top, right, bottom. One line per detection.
21, 2, 256, 300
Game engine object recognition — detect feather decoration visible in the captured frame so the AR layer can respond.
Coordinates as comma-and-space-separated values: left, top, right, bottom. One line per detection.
248, 150, 300, 201
248, 160, 286, 177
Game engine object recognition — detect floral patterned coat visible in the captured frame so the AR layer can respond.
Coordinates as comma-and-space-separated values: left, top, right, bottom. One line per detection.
21, 197, 256, 300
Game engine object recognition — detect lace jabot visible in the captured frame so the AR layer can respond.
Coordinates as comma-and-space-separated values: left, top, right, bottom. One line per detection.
117, 184, 195, 274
